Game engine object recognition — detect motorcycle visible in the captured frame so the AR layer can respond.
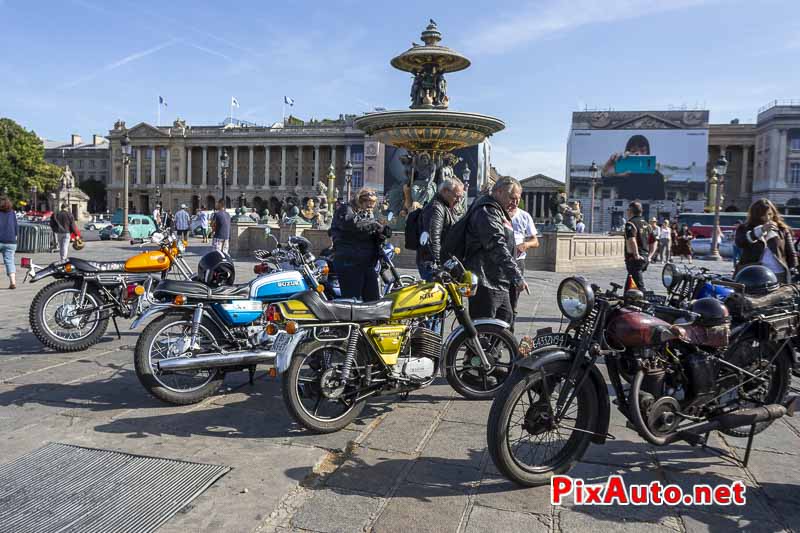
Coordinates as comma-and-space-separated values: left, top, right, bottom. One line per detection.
130, 235, 331, 405
270, 253, 519, 434
661, 263, 735, 306
487, 277, 798, 486
23, 232, 193, 352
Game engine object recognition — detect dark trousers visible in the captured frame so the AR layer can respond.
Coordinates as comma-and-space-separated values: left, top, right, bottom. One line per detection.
177, 229, 189, 240
625, 258, 647, 291
509, 259, 526, 320
470, 284, 514, 327
335, 259, 379, 302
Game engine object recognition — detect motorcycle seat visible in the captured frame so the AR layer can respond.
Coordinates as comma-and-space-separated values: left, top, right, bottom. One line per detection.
69, 257, 127, 273
154, 279, 250, 301
293, 290, 393, 322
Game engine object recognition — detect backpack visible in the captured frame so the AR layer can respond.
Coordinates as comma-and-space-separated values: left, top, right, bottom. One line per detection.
442, 201, 479, 261
404, 208, 423, 251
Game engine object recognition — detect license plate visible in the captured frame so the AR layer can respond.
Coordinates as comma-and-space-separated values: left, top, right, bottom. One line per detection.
531, 333, 568, 350
273, 332, 291, 355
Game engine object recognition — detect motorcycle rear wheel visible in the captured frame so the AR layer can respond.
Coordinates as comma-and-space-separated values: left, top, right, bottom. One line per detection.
29, 279, 109, 352
445, 323, 518, 400
134, 313, 224, 405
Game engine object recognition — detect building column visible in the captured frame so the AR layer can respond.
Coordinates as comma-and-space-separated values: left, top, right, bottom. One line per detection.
314, 145, 320, 187
265, 146, 271, 189
248, 146, 254, 188
330, 144, 336, 170
165, 147, 171, 185
740, 145, 749, 200
186, 147, 192, 185
150, 146, 156, 185
217, 147, 222, 185
345, 144, 351, 163
281, 146, 287, 188
232, 146, 239, 187
778, 129, 788, 184
135, 147, 142, 185
201, 146, 208, 187
297, 145, 303, 188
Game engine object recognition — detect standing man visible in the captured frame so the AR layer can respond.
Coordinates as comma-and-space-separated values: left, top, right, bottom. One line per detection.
624, 201, 649, 290
509, 202, 539, 321
197, 209, 210, 243
463, 176, 528, 324
174, 204, 190, 241
417, 178, 464, 281
656, 220, 672, 263
647, 217, 660, 262
49, 203, 78, 262
152, 203, 162, 229
211, 201, 231, 254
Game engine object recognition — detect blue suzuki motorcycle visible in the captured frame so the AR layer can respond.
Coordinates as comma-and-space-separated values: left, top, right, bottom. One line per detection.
661, 263, 735, 305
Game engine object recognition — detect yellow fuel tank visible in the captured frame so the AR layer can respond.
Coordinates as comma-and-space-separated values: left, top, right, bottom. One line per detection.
388, 281, 448, 320
124, 250, 171, 272
364, 325, 407, 365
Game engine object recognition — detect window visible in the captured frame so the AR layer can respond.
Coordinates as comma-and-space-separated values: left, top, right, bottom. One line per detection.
89, 160, 95, 168
352, 169, 363, 188
78, 160, 83, 168
791, 137, 800, 151
101, 159, 107, 168
159, 147, 167, 158
791, 163, 800, 184
351, 147, 364, 163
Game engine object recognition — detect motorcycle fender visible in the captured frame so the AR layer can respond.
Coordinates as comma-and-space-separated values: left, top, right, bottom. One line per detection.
442, 318, 511, 356
515, 349, 611, 445
129, 304, 180, 329
277, 330, 309, 374
30, 264, 60, 283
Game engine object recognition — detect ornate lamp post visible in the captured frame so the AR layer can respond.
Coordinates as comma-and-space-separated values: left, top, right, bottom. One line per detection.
220, 149, 230, 208
462, 165, 471, 205
344, 160, 353, 202
120, 133, 132, 238
30, 185, 38, 212
327, 163, 336, 206
588, 161, 600, 233
709, 154, 728, 260
49, 192, 56, 213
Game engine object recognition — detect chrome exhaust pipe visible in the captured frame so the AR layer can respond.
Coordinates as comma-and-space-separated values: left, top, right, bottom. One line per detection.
157, 350, 277, 372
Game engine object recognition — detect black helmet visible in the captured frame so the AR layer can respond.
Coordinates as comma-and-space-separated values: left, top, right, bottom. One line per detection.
197, 250, 235, 287
733, 265, 779, 295
691, 297, 731, 326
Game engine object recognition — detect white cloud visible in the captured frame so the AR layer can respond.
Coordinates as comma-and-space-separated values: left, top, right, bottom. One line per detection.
466, 0, 714, 54
492, 144, 566, 182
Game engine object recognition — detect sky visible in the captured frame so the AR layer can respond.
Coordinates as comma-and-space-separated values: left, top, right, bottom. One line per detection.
1, 0, 798, 182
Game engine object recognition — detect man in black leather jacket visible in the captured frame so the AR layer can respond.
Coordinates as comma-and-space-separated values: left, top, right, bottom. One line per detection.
417, 178, 465, 281
463, 177, 528, 324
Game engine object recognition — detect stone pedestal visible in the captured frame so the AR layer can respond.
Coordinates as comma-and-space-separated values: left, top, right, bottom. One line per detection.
301, 228, 333, 254
524, 231, 625, 272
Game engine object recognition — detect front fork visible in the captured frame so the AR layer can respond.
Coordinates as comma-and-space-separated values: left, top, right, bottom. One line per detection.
450, 289, 492, 371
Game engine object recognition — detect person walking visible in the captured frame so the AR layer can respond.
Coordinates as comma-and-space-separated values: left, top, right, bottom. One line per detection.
330, 187, 385, 301
174, 204, 190, 241
152, 203, 162, 229
463, 176, 528, 324
655, 220, 672, 263
623, 201, 649, 290
735, 198, 797, 282
416, 178, 464, 281
647, 217, 660, 262
509, 202, 539, 322
674, 224, 694, 263
211, 201, 231, 254
49, 203, 78, 262
0, 196, 18, 289
197, 209, 210, 243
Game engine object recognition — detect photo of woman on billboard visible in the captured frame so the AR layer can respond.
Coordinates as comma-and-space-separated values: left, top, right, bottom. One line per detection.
601, 134, 667, 200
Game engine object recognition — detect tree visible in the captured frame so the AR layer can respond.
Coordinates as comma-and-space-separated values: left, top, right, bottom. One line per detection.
0, 118, 62, 206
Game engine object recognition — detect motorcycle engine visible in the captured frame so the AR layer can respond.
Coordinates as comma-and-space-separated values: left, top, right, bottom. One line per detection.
396, 328, 440, 382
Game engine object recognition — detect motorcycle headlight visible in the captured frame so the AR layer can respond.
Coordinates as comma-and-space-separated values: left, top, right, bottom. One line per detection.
557, 277, 594, 321
177, 240, 186, 253
458, 272, 479, 297
662, 263, 685, 289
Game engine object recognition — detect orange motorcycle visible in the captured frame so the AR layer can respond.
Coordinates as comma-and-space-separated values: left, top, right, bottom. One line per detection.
23, 232, 193, 352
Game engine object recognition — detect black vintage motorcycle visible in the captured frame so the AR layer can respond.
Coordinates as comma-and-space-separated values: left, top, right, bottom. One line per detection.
487, 277, 798, 486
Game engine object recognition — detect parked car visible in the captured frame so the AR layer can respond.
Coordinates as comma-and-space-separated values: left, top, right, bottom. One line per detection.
85, 217, 112, 231
99, 214, 157, 240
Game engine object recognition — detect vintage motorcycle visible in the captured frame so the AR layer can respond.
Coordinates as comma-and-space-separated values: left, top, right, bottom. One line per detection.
270, 255, 519, 433
24, 232, 193, 352
487, 277, 798, 486
661, 263, 735, 306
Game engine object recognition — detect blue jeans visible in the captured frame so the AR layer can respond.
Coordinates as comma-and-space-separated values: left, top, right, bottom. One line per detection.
417, 262, 435, 282
0, 243, 16, 274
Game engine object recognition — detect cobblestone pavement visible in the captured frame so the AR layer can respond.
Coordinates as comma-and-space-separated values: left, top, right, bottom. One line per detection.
1, 239, 799, 532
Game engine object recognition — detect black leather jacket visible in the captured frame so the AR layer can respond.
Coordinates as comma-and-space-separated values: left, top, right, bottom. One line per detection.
417, 193, 456, 266
463, 194, 523, 291
329, 202, 383, 263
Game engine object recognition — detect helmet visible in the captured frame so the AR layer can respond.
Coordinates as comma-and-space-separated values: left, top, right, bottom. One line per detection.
733, 265, 779, 295
197, 250, 235, 287
691, 297, 731, 326
72, 236, 85, 250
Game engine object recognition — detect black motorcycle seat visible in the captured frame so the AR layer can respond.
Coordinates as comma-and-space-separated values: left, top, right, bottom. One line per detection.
293, 290, 393, 322
69, 257, 128, 272
154, 279, 250, 301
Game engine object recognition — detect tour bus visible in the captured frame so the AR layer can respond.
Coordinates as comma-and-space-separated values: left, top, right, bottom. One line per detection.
678, 212, 800, 238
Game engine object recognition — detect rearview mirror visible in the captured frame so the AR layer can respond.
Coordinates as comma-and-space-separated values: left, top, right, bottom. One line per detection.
420, 231, 430, 246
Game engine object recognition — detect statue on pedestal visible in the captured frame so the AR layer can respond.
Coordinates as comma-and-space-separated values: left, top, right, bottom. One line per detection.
300, 198, 323, 228
546, 192, 578, 232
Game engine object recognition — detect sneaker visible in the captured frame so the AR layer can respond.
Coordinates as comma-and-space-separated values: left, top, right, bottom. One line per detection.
9, 284, 16, 289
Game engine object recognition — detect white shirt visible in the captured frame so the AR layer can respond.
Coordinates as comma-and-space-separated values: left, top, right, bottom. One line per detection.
575, 221, 585, 233
511, 209, 538, 260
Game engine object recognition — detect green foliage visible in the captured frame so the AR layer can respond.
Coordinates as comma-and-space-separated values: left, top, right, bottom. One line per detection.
0, 118, 62, 205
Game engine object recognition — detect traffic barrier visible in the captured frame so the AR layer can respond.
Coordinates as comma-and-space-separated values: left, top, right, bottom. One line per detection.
17, 222, 55, 252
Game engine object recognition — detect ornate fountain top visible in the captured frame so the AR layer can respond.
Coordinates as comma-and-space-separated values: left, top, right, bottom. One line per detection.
390, 20, 470, 75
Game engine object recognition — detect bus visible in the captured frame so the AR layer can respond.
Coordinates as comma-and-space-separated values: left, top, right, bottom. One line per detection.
677, 212, 800, 238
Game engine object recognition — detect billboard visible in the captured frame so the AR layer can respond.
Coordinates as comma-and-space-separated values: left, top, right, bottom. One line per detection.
568, 129, 708, 200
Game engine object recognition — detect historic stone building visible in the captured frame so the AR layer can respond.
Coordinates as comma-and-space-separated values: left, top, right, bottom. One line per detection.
519, 174, 562, 224
43, 134, 111, 184
106, 116, 378, 215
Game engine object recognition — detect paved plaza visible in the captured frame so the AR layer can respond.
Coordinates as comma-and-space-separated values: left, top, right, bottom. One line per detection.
0, 238, 799, 532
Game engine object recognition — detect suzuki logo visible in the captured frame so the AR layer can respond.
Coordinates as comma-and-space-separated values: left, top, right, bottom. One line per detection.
277, 281, 301, 287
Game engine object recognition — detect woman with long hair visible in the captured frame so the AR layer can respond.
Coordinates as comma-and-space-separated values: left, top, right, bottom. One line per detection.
0, 196, 18, 289
735, 198, 797, 282
673, 223, 694, 263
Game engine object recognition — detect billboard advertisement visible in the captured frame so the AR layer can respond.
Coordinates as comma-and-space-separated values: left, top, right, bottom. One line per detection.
568, 129, 708, 200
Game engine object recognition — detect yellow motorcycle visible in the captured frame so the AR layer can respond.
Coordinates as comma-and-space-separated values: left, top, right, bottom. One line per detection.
267, 257, 519, 433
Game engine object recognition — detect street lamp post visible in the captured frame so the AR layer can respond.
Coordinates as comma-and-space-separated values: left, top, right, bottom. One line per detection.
344, 160, 353, 202
709, 154, 728, 261
239, 191, 246, 209
588, 161, 600, 233
120, 134, 132, 239
220, 149, 230, 209
30, 185, 37, 212
462, 165, 472, 205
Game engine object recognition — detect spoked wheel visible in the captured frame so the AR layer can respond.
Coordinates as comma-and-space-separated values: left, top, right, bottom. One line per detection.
30, 279, 109, 351
282, 342, 366, 433
446, 323, 518, 400
487, 362, 597, 486
134, 314, 224, 404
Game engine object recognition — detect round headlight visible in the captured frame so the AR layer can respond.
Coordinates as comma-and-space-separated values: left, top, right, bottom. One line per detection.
557, 277, 594, 321
662, 263, 675, 289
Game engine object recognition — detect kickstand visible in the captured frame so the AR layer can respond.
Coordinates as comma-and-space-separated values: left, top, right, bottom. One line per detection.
112, 316, 121, 339
742, 422, 757, 467
248, 366, 256, 385
691, 428, 754, 468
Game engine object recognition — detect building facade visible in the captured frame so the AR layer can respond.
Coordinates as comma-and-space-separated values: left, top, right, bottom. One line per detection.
107, 116, 375, 215
519, 174, 562, 224
43, 134, 110, 212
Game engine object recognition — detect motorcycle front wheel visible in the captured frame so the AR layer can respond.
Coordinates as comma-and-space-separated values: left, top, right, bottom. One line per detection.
487, 362, 597, 487
29, 279, 109, 352
134, 313, 224, 405
445, 323, 518, 400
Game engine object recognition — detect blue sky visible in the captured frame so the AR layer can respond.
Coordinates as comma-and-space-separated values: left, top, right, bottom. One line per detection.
1, 0, 798, 181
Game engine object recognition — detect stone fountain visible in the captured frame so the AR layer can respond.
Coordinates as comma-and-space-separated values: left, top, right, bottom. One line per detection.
355, 20, 505, 213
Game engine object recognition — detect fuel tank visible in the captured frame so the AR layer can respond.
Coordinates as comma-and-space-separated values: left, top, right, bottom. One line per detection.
387, 281, 447, 320
607, 308, 673, 348
249, 270, 309, 302
124, 250, 170, 272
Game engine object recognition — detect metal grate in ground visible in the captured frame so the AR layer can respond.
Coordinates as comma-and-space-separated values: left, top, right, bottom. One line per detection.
0, 442, 230, 533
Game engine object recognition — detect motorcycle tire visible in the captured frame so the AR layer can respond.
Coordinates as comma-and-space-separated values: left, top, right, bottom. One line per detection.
29, 279, 109, 352
487, 362, 597, 487
445, 323, 518, 400
134, 313, 225, 405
